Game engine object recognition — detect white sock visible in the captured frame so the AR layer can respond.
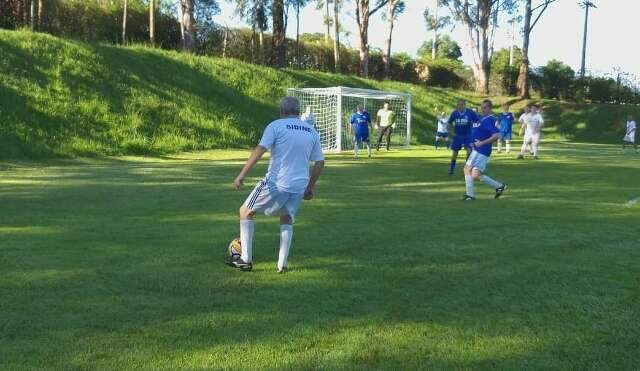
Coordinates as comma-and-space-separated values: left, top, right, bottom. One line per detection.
240, 219, 254, 263
506, 141, 511, 152
278, 224, 293, 270
481, 174, 502, 189
497, 140, 502, 151
354, 142, 359, 156
367, 143, 371, 157
465, 175, 475, 197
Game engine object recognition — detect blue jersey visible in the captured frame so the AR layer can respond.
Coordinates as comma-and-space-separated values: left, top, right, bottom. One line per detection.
472, 115, 499, 157
350, 112, 371, 134
499, 112, 514, 134
448, 109, 478, 138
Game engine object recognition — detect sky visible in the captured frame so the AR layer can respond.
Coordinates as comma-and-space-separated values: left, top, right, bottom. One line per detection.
213, 0, 637, 82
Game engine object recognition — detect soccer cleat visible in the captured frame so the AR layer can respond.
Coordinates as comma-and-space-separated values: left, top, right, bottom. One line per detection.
517, 155, 524, 159
277, 267, 288, 274
225, 256, 253, 271
533, 155, 539, 159
463, 195, 476, 201
495, 184, 507, 199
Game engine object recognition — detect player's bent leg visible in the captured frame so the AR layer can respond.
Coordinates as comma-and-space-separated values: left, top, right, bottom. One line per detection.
463, 164, 475, 200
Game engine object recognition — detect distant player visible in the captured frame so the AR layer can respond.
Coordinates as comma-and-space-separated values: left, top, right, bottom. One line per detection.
301, 106, 316, 128
229, 97, 325, 273
517, 104, 531, 155
350, 105, 373, 158
448, 99, 478, 175
518, 103, 544, 159
496, 103, 514, 153
463, 99, 507, 201
434, 111, 450, 150
375, 102, 395, 151
623, 115, 638, 152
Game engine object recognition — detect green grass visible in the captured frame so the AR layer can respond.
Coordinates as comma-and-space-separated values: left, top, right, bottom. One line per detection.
2, 142, 639, 370
2, 29, 634, 159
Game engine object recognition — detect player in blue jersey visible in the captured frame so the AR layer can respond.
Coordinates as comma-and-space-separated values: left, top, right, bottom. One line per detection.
350, 105, 373, 158
496, 103, 515, 153
463, 99, 507, 201
448, 99, 478, 175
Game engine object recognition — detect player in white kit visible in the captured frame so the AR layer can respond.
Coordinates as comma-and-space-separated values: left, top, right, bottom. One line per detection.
518, 103, 544, 160
229, 97, 325, 273
623, 116, 637, 152
434, 111, 450, 150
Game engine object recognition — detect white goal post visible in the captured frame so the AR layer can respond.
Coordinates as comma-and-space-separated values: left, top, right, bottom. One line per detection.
287, 86, 412, 152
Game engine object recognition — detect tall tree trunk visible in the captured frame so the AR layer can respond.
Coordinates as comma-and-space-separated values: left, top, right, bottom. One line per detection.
29, 0, 34, 30
121, 0, 127, 44
333, 0, 340, 72
517, 0, 531, 98
509, 21, 515, 67
177, 0, 185, 49
149, 0, 155, 46
180, 0, 195, 52
356, 0, 370, 77
324, 0, 330, 42
37, 0, 43, 31
271, 0, 286, 68
431, 0, 438, 60
296, 0, 300, 67
259, 30, 264, 64
222, 27, 228, 58
383, 1, 396, 78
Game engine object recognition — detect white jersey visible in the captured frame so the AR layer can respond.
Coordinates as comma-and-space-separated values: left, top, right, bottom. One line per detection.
523, 113, 544, 135
377, 109, 393, 127
258, 118, 324, 194
518, 113, 529, 124
301, 112, 316, 128
625, 120, 636, 142
437, 118, 448, 133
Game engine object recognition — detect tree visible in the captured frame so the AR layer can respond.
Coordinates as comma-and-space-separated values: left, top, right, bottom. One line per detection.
423, 0, 451, 60
355, 0, 390, 77
417, 35, 461, 60
232, 0, 269, 63
271, 0, 286, 67
517, 0, 556, 98
37, 0, 43, 30
333, 0, 341, 71
540, 59, 575, 99
382, 0, 405, 78
149, 0, 155, 45
180, 0, 195, 52
315, 0, 331, 41
122, 0, 128, 43
29, 0, 34, 30
441, 0, 517, 94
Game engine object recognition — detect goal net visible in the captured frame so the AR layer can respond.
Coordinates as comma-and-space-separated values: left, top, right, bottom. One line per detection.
287, 86, 412, 151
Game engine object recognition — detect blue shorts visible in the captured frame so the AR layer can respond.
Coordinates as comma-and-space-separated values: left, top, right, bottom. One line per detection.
436, 132, 449, 138
451, 136, 472, 151
354, 132, 369, 143
500, 131, 512, 140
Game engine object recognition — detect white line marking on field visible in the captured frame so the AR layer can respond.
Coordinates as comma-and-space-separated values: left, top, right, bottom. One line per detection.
625, 197, 640, 207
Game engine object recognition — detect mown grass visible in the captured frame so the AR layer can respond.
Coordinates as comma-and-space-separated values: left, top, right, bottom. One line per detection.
1, 142, 639, 369
4, 29, 633, 159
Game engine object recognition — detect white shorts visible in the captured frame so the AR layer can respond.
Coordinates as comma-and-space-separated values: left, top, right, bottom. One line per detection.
624, 134, 635, 143
244, 180, 304, 222
466, 150, 489, 172
524, 132, 541, 144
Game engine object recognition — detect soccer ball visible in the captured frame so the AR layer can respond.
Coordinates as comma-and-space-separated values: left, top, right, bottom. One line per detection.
228, 237, 242, 261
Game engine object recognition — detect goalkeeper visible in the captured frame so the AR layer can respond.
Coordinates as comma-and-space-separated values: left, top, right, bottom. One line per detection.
375, 102, 396, 151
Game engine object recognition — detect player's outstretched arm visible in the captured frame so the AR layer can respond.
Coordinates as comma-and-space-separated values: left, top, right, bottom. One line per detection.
474, 133, 501, 148
304, 160, 325, 200
233, 145, 267, 190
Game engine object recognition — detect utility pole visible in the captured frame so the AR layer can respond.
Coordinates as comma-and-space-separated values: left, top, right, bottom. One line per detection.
579, 1, 596, 79
431, 0, 438, 60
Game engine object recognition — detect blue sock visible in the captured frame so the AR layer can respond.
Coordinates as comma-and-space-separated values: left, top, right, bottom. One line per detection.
449, 159, 457, 174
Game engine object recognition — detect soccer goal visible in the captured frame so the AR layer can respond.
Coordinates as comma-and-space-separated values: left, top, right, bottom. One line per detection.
287, 86, 412, 151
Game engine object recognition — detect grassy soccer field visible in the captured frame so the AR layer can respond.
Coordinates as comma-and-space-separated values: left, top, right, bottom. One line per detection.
1, 142, 639, 370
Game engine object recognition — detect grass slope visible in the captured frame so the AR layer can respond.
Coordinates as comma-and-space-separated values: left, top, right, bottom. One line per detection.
1, 143, 639, 369
2, 30, 635, 159
0, 30, 472, 159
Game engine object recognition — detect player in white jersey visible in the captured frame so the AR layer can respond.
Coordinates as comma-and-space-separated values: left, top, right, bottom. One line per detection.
375, 102, 395, 151
300, 106, 317, 129
518, 103, 544, 159
623, 116, 638, 152
434, 111, 450, 150
229, 97, 325, 273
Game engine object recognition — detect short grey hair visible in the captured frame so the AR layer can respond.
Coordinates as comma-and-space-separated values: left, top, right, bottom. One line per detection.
280, 96, 300, 116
